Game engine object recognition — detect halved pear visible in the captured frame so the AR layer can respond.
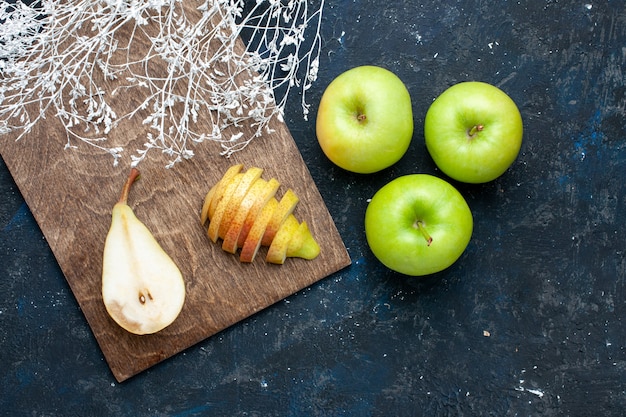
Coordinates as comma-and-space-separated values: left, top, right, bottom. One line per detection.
266, 214, 300, 264
207, 173, 243, 243
102, 168, 185, 335
240, 198, 277, 262
261, 189, 299, 247
217, 167, 264, 241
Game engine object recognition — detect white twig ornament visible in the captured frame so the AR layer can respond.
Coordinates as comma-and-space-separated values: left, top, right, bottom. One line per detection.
0, 0, 324, 168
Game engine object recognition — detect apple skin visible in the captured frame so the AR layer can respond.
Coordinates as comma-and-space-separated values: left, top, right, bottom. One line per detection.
316, 65, 413, 174
424, 81, 523, 184
365, 174, 473, 276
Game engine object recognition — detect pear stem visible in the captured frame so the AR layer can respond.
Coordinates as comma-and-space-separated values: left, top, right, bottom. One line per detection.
118, 168, 141, 205
414, 220, 433, 246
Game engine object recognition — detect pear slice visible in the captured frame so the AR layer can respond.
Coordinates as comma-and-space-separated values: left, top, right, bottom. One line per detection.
207, 173, 243, 243
200, 184, 217, 226
222, 177, 280, 254
267, 217, 321, 264
266, 214, 300, 264
201, 163, 243, 225
217, 167, 264, 241
240, 198, 277, 263
286, 221, 321, 260
102, 168, 185, 335
221, 178, 266, 253
261, 189, 299, 247
234, 177, 280, 249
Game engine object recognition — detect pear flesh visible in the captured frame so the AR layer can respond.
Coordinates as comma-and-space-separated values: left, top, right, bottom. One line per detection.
102, 168, 185, 335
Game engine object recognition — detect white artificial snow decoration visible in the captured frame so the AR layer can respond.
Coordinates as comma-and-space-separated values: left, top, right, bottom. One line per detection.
0, 0, 324, 168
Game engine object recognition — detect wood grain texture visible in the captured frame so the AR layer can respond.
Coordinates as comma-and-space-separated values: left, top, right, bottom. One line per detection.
0, 7, 350, 382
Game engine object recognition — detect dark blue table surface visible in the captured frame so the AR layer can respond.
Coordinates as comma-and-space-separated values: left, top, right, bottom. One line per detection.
2, 0, 625, 415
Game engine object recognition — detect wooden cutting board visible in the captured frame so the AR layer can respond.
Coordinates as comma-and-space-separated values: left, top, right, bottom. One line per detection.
0, 6, 350, 382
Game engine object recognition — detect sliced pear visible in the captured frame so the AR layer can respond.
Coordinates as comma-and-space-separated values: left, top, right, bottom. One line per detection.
261, 189, 299, 247
201, 163, 243, 224
217, 167, 264, 241
235, 177, 280, 248
286, 221, 321, 260
266, 214, 300, 264
222, 177, 281, 254
102, 168, 185, 335
201, 164, 320, 264
267, 217, 321, 264
207, 173, 243, 243
221, 178, 267, 253
200, 184, 216, 226
240, 198, 277, 263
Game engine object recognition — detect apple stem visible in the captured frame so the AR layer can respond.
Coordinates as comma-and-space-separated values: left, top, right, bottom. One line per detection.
118, 168, 141, 205
468, 124, 484, 138
357, 113, 366, 122
415, 220, 433, 246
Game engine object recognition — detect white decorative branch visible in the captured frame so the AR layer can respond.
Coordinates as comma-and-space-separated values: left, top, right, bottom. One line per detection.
0, 0, 323, 168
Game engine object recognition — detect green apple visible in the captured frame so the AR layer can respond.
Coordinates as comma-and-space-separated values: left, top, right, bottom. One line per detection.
424, 81, 523, 183
316, 65, 413, 174
365, 174, 473, 276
